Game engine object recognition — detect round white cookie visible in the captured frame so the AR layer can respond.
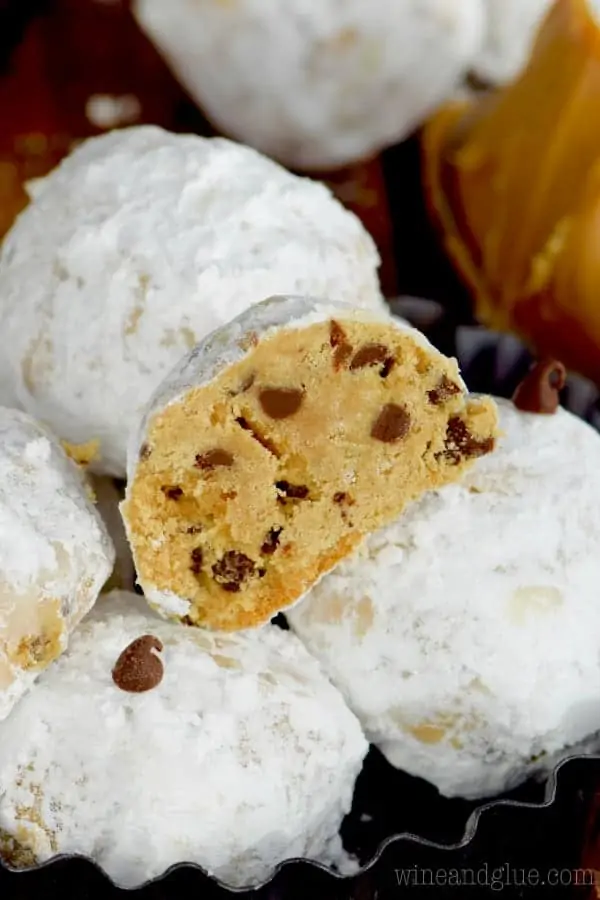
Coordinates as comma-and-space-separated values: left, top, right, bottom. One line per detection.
288, 397, 600, 799
0, 590, 367, 888
0, 126, 384, 476
0, 408, 114, 722
133, 0, 484, 170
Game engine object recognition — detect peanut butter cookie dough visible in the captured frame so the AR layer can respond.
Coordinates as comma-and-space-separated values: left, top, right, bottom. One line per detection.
122, 295, 498, 631
0, 408, 114, 721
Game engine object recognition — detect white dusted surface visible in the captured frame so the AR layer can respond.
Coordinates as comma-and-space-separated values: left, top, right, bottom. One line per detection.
0, 408, 114, 722
289, 398, 600, 798
0, 591, 367, 888
0, 126, 384, 476
133, 0, 484, 169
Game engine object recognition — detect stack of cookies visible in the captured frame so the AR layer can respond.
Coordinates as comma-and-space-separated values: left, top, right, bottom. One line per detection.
0, 125, 597, 890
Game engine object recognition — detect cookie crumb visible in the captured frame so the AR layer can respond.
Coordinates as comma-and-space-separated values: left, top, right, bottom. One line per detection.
61, 439, 100, 468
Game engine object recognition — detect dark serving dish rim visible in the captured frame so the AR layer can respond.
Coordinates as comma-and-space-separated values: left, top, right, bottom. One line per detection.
2, 753, 597, 893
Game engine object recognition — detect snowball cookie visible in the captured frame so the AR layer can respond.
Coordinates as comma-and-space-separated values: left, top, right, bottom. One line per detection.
0, 126, 385, 477
122, 295, 498, 632
132, 0, 485, 170
470, 0, 554, 86
0, 591, 368, 888
0, 408, 114, 722
288, 394, 600, 799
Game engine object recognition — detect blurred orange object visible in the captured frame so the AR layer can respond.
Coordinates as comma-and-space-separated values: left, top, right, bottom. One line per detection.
423, 0, 600, 385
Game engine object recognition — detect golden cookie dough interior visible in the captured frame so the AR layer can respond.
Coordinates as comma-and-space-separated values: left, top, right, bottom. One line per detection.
125, 319, 498, 630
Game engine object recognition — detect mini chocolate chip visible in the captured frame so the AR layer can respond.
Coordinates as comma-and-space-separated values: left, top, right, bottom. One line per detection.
112, 635, 163, 694
329, 320, 353, 370
442, 417, 495, 464
195, 448, 234, 470
350, 344, 394, 375
139, 443, 151, 461
258, 568, 266, 578
212, 551, 256, 592
428, 375, 461, 405
380, 357, 394, 378
261, 526, 283, 554
161, 486, 183, 500
512, 359, 566, 414
190, 547, 204, 575
371, 404, 411, 443
333, 491, 355, 506
186, 525, 203, 534
259, 387, 304, 420
275, 480, 309, 499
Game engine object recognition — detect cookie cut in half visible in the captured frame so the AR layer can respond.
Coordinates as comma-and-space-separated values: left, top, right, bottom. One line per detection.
122, 295, 498, 630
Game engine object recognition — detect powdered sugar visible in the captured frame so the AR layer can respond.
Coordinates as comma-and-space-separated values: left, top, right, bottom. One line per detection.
0, 126, 384, 476
0, 408, 114, 721
0, 591, 367, 888
133, 0, 484, 169
288, 398, 600, 798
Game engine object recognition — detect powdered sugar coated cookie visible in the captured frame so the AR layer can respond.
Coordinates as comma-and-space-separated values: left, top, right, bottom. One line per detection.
0, 126, 385, 476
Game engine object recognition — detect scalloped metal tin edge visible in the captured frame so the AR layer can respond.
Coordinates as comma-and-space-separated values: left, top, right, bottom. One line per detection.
1, 753, 598, 893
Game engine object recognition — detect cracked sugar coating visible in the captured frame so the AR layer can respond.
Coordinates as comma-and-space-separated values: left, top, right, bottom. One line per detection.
122, 295, 498, 631
288, 397, 600, 799
133, 0, 484, 170
0, 126, 384, 477
0, 590, 368, 888
0, 408, 114, 722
